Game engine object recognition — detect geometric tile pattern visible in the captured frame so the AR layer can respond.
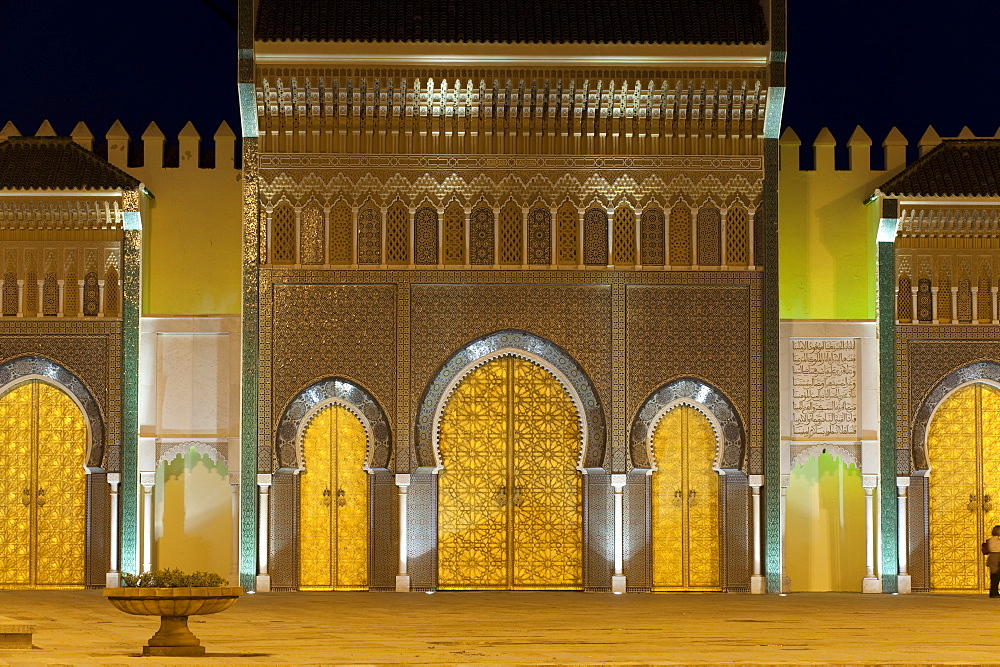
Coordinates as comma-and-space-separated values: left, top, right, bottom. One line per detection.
651, 404, 719, 590
927, 383, 1000, 592
298, 404, 368, 591
437, 356, 582, 589
0, 380, 86, 589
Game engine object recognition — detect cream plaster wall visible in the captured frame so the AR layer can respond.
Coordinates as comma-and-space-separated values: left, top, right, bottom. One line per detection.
779, 320, 880, 592
138, 316, 242, 579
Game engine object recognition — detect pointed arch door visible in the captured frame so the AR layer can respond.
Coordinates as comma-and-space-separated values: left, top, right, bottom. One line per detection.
928, 382, 1000, 591
651, 404, 720, 590
0, 380, 87, 589
437, 356, 583, 590
298, 403, 369, 590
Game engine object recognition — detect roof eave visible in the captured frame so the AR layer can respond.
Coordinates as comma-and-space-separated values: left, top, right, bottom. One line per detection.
0, 186, 140, 196
253, 39, 771, 69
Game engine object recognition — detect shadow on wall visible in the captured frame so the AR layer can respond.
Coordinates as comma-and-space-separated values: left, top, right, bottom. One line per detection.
154, 447, 232, 576
785, 453, 867, 591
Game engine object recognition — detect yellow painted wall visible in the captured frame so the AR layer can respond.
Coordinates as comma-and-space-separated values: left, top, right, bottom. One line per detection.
154, 448, 232, 576
785, 453, 867, 591
133, 161, 242, 315
778, 167, 883, 320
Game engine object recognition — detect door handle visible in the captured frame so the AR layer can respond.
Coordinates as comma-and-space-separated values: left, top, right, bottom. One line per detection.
36, 488, 45, 507
336, 488, 346, 507
496, 485, 507, 507
688, 489, 697, 505
21, 489, 30, 507
674, 489, 682, 506
969, 494, 978, 513
512, 486, 524, 507
322, 488, 332, 506
985, 494, 994, 514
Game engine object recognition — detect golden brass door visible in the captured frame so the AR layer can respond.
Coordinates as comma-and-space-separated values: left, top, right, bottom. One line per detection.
437, 356, 583, 590
651, 404, 720, 590
0, 380, 87, 589
298, 403, 369, 590
928, 383, 1000, 592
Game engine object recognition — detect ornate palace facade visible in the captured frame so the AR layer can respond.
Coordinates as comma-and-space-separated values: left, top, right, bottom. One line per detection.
3, 0, 1000, 595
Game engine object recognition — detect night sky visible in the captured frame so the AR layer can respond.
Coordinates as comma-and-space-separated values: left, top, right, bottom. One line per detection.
3, 0, 999, 166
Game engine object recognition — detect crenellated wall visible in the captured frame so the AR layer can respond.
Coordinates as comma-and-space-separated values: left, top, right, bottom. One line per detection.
0, 120, 244, 316
775, 124, 994, 321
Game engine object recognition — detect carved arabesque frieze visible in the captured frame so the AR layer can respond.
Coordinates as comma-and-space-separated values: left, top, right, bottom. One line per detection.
256, 71, 768, 156
1, 241, 123, 318
0, 198, 125, 230
258, 167, 763, 211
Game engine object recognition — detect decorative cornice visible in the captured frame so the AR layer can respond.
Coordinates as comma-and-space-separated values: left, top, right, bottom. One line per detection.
260, 154, 763, 171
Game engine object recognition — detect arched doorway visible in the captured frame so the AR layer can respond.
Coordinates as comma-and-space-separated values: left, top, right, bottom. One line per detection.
928, 382, 1000, 592
298, 402, 369, 590
785, 452, 866, 591
437, 355, 583, 590
0, 379, 87, 589
650, 404, 720, 590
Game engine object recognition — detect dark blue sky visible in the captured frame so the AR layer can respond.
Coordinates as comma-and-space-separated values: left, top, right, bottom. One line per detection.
3, 0, 998, 160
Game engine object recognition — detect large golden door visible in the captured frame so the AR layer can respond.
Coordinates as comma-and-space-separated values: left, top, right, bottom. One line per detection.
0, 380, 87, 589
651, 404, 720, 590
298, 403, 369, 590
928, 383, 1000, 592
438, 356, 582, 590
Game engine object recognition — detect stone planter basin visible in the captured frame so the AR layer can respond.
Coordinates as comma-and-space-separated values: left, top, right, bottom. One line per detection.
104, 586, 243, 656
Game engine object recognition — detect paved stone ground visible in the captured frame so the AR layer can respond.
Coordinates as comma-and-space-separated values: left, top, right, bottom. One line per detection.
0, 590, 995, 665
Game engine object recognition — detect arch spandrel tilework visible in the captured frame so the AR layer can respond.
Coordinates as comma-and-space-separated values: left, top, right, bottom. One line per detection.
630, 377, 745, 471
911, 361, 1000, 473
415, 330, 606, 471
0, 355, 106, 469
274, 377, 391, 471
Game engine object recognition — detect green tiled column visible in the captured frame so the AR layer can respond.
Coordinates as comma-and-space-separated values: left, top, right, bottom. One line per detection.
878, 199, 899, 592
120, 205, 142, 573
240, 137, 260, 589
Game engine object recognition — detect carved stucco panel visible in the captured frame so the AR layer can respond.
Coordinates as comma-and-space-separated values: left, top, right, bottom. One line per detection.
626, 284, 752, 468
409, 283, 612, 466
270, 283, 396, 457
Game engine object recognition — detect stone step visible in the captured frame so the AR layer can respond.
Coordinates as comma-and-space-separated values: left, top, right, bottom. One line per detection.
0, 616, 35, 649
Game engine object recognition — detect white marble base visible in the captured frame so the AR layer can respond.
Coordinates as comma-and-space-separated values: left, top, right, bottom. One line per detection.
395, 575, 411, 592
750, 575, 766, 594
862, 576, 882, 594
255, 574, 271, 592
611, 575, 627, 594
896, 574, 912, 594
105, 572, 120, 588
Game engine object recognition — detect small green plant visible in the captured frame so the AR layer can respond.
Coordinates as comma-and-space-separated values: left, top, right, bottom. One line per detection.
119, 568, 227, 588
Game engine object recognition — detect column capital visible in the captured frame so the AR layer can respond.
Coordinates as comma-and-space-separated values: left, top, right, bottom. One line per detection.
106, 472, 121, 485
257, 473, 273, 488
780, 474, 790, 488
139, 471, 155, 488
610, 473, 627, 489
748, 474, 764, 488
862, 474, 878, 489
395, 473, 412, 488
896, 476, 911, 489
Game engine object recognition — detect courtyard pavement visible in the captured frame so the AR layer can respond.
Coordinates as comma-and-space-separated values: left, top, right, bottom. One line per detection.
0, 589, 994, 665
